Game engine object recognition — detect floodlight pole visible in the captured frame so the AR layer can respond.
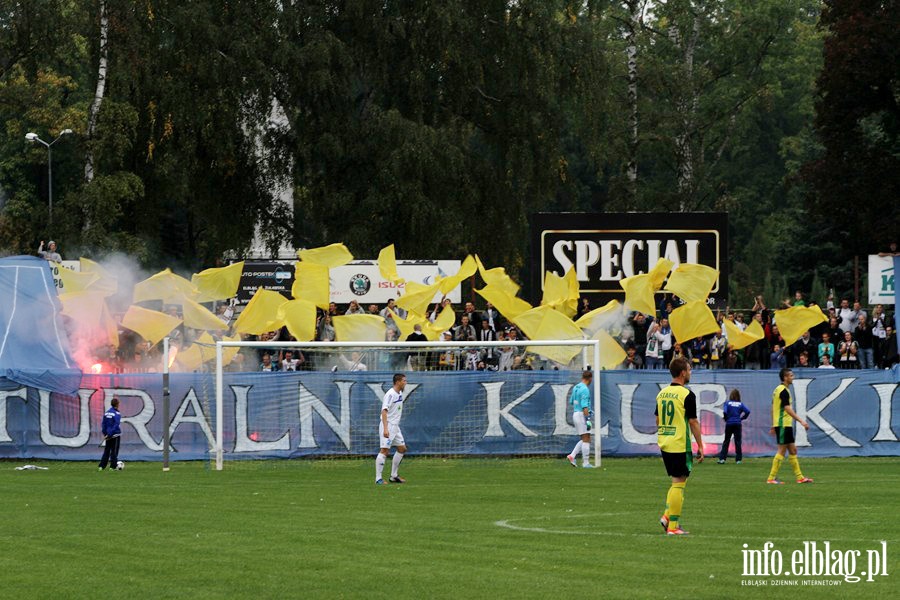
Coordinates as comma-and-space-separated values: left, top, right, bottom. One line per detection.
25, 129, 73, 227
162, 336, 171, 471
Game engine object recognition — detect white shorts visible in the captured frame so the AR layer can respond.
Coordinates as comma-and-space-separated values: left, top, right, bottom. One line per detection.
573, 411, 590, 436
379, 424, 405, 449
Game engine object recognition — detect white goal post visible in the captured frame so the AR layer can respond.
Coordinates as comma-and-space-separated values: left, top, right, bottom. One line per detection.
214, 339, 602, 470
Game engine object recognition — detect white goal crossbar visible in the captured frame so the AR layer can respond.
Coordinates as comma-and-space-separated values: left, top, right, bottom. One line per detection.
214, 339, 602, 470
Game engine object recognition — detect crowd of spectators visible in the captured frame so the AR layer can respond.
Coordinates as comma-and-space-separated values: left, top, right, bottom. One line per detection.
620, 292, 897, 371
80, 287, 897, 374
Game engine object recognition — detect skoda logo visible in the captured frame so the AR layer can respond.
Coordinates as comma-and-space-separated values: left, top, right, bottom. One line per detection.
350, 274, 371, 296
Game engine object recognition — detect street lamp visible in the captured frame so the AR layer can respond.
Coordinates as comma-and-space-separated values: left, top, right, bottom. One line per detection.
25, 128, 73, 227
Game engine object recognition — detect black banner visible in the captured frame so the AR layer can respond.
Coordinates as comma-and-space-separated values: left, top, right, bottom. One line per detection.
531, 212, 728, 311
235, 261, 295, 306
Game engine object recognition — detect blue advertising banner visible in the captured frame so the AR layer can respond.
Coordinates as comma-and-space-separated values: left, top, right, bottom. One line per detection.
0, 369, 897, 461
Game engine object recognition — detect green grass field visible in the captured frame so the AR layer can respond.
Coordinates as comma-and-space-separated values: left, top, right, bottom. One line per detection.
2, 456, 897, 599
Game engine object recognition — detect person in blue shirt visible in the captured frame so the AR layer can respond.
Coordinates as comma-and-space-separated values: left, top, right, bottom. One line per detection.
566, 370, 594, 468
98, 397, 122, 471
718, 389, 750, 464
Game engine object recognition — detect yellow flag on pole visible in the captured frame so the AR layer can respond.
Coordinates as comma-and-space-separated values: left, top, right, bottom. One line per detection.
297, 243, 353, 268
476, 285, 532, 321
774, 305, 827, 346
619, 273, 657, 316
591, 329, 628, 370
575, 300, 623, 336
377, 245, 405, 284
668, 300, 720, 343
722, 318, 764, 350
233, 288, 287, 335
58, 267, 99, 293
475, 255, 520, 296
79, 258, 118, 296
333, 314, 387, 341
133, 268, 198, 304
181, 297, 227, 331
664, 263, 719, 303
122, 305, 182, 346
292, 262, 330, 310
191, 261, 244, 302
277, 299, 318, 342
511, 305, 553, 340
437, 255, 477, 295
525, 309, 585, 365
396, 281, 442, 317
648, 258, 675, 290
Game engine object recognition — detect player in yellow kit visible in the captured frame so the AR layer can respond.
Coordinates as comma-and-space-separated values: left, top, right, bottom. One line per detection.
766, 368, 813, 484
655, 357, 704, 535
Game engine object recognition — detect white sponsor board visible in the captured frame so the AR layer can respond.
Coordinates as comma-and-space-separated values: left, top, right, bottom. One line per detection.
868, 255, 895, 304
329, 260, 461, 304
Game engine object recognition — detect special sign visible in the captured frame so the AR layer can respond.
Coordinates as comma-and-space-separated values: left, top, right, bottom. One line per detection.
532, 213, 728, 309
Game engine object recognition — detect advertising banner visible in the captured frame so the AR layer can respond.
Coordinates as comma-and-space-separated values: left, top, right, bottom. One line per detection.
236, 260, 462, 307
531, 212, 728, 310
1, 368, 896, 462
868, 254, 895, 304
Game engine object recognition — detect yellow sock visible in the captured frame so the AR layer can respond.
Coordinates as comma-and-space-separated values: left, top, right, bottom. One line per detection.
768, 454, 784, 480
666, 482, 686, 530
789, 455, 804, 480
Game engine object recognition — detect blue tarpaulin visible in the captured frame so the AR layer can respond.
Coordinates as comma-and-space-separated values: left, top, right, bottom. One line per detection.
0, 256, 81, 395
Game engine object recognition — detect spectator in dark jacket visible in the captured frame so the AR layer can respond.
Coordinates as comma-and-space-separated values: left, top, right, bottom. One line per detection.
98, 397, 122, 471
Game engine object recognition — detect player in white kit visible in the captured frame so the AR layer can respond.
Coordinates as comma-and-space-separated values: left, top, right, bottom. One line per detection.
376, 373, 408, 484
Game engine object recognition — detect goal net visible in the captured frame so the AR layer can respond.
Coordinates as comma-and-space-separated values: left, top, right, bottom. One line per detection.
212, 339, 602, 470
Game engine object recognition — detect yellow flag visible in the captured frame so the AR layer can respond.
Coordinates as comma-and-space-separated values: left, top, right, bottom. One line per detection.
333, 314, 387, 341
79, 257, 118, 295
591, 329, 628, 370
122, 305, 182, 345
619, 273, 657, 316
511, 305, 553, 340
297, 243, 353, 268
575, 300, 623, 336
722, 318, 764, 350
191, 261, 244, 302
664, 263, 719, 303
377, 245, 405, 284
133, 268, 198, 304
648, 258, 675, 290
233, 288, 287, 335
416, 305, 458, 340
541, 270, 573, 316
525, 308, 585, 365
475, 255, 520, 296
58, 267, 99, 294
476, 285, 532, 321
292, 262, 330, 310
437, 255, 477, 295
390, 310, 422, 341
181, 297, 228, 331
277, 299, 318, 342
668, 300, 720, 343
396, 281, 442, 316
195, 332, 219, 363
59, 291, 106, 328
175, 344, 204, 371
774, 305, 827, 346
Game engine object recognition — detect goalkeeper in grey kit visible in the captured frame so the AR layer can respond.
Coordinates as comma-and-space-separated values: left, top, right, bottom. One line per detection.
566, 370, 594, 468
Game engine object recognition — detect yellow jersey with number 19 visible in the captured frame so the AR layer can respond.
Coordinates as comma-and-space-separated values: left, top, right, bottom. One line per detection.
656, 384, 694, 453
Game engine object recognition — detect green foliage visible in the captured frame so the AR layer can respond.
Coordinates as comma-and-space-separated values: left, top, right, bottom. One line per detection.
0, 0, 887, 305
